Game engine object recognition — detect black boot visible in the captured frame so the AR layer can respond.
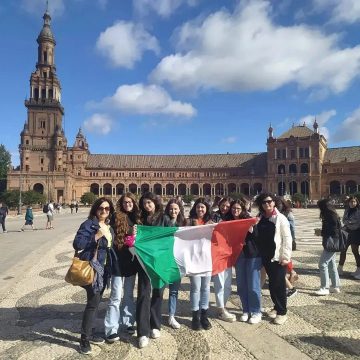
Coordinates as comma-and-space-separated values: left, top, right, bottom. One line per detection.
200, 309, 212, 330
191, 310, 201, 330
80, 334, 92, 355
292, 240, 297, 251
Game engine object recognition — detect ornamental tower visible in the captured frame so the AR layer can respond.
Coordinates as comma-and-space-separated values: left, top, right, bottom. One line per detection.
20, 5, 67, 174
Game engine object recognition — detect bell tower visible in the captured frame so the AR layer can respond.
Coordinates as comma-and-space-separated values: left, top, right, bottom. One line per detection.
20, 5, 67, 173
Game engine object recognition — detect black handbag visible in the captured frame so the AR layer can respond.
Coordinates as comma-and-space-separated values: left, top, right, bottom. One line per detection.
324, 220, 347, 252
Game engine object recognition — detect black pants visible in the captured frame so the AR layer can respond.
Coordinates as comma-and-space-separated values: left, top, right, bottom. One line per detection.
0, 218, 6, 232
81, 285, 103, 339
262, 258, 287, 315
136, 267, 165, 337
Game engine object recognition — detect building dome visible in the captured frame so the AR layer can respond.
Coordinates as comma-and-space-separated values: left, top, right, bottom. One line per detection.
37, 10, 55, 44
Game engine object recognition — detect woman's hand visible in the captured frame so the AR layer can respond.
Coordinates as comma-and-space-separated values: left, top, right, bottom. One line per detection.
95, 229, 103, 241
280, 259, 289, 266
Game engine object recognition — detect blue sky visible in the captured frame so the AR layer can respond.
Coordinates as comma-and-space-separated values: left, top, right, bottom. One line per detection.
1, 0, 360, 166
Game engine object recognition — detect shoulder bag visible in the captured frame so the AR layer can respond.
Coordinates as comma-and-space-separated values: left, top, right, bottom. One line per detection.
65, 241, 100, 286
324, 219, 347, 252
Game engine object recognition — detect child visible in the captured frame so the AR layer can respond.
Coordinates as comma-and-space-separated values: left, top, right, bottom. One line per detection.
21, 206, 35, 231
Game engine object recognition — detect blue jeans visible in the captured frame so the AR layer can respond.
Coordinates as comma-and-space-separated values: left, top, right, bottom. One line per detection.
168, 281, 180, 316
319, 250, 340, 289
235, 254, 262, 314
104, 275, 136, 337
190, 275, 211, 311
213, 268, 232, 308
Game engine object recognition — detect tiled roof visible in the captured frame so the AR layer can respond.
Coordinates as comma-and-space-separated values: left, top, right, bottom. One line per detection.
87, 153, 267, 173
278, 125, 315, 139
324, 146, 360, 163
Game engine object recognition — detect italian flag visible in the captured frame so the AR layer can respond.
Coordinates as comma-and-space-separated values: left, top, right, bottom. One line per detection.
132, 218, 257, 288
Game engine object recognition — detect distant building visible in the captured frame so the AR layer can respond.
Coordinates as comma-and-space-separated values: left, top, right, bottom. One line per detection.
7, 9, 360, 203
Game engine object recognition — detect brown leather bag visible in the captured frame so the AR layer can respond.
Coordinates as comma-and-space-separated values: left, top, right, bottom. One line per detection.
65, 241, 99, 286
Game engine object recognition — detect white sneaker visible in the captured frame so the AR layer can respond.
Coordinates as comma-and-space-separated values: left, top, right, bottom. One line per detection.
273, 314, 287, 325
168, 316, 181, 329
218, 309, 236, 323
239, 312, 249, 322
330, 287, 341, 293
248, 313, 262, 324
337, 265, 343, 275
267, 309, 277, 319
138, 336, 149, 348
315, 288, 329, 296
150, 329, 161, 339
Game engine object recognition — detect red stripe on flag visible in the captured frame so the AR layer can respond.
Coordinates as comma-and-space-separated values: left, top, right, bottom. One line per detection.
211, 218, 258, 275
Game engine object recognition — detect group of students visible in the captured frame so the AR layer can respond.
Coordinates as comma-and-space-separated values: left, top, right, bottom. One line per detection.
72, 191, 294, 355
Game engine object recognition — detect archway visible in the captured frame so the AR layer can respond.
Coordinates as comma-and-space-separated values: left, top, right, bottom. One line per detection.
141, 183, 150, 194
203, 183, 211, 196
90, 183, 99, 196
103, 183, 112, 196
166, 184, 174, 196
129, 183, 137, 194
178, 184, 186, 196
154, 183, 162, 195
116, 183, 124, 195
33, 183, 44, 194
190, 183, 199, 195
329, 181, 341, 195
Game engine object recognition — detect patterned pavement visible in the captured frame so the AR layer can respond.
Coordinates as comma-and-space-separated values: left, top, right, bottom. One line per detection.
0, 208, 359, 359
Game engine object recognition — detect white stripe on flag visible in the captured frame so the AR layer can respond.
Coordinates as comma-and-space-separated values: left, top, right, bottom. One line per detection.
173, 224, 215, 276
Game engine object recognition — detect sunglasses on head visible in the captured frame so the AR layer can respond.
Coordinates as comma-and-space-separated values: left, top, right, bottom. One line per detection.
262, 200, 273, 205
98, 206, 110, 212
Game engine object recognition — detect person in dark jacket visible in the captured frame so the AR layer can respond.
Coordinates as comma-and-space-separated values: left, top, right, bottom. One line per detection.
231, 199, 262, 324
137, 192, 172, 348
315, 198, 341, 296
104, 192, 141, 343
338, 196, 360, 278
73, 197, 115, 355
0, 202, 9, 233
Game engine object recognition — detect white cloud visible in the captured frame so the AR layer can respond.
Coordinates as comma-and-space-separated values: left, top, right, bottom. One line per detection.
151, 0, 360, 95
222, 136, 237, 144
93, 83, 196, 117
83, 113, 112, 135
96, 21, 160, 68
313, 0, 360, 24
133, 0, 199, 18
21, 0, 65, 17
333, 107, 360, 142
299, 109, 336, 140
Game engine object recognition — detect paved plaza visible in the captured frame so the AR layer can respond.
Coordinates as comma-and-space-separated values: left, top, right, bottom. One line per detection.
0, 208, 359, 359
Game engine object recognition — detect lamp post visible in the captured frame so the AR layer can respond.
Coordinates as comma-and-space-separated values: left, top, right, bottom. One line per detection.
281, 168, 284, 196
17, 167, 22, 215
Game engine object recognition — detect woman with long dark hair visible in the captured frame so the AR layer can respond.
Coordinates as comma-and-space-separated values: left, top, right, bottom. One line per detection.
164, 198, 187, 329
254, 193, 292, 325
316, 198, 341, 295
73, 197, 115, 355
211, 197, 236, 322
104, 192, 141, 343
338, 196, 360, 279
138, 192, 171, 346
231, 199, 262, 324
188, 197, 213, 331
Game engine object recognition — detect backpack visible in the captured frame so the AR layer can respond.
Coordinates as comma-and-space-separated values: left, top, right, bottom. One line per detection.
43, 204, 49, 213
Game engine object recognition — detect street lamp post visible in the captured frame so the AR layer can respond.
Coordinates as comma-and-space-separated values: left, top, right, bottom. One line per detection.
17, 168, 22, 215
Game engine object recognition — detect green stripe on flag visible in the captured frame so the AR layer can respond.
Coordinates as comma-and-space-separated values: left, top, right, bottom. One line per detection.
134, 225, 181, 288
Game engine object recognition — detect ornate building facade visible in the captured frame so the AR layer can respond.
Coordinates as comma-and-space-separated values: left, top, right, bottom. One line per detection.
7, 10, 360, 204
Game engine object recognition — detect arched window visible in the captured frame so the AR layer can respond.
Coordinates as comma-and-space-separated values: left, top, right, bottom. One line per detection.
178, 184, 186, 196
103, 183, 112, 196
190, 183, 199, 195
33, 183, 44, 194
289, 164, 297, 174
345, 180, 357, 194
300, 163, 309, 173
141, 183, 149, 194
153, 183, 162, 195
278, 164, 286, 174
129, 183, 137, 194
203, 183, 211, 196
90, 183, 99, 196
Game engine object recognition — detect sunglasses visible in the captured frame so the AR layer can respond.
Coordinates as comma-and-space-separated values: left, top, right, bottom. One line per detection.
262, 200, 273, 205
98, 206, 110, 212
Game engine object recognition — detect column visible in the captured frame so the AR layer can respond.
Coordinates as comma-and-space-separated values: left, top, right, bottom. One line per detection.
31, 86, 34, 98
46, 86, 48, 99
39, 85, 42, 99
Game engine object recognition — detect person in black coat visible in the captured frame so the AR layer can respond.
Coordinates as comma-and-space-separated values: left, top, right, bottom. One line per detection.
73, 197, 115, 355
105, 192, 141, 343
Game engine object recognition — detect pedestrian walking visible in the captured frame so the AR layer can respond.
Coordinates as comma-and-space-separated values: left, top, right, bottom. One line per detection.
75, 202, 79, 213
0, 202, 9, 233
21, 205, 35, 231
315, 199, 341, 295
45, 201, 55, 229
338, 196, 360, 279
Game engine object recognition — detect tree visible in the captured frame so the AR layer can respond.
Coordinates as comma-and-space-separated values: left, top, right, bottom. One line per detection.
22, 190, 46, 206
81, 192, 97, 205
182, 194, 195, 204
0, 144, 11, 193
292, 193, 305, 207
229, 192, 246, 200
0, 190, 19, 209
